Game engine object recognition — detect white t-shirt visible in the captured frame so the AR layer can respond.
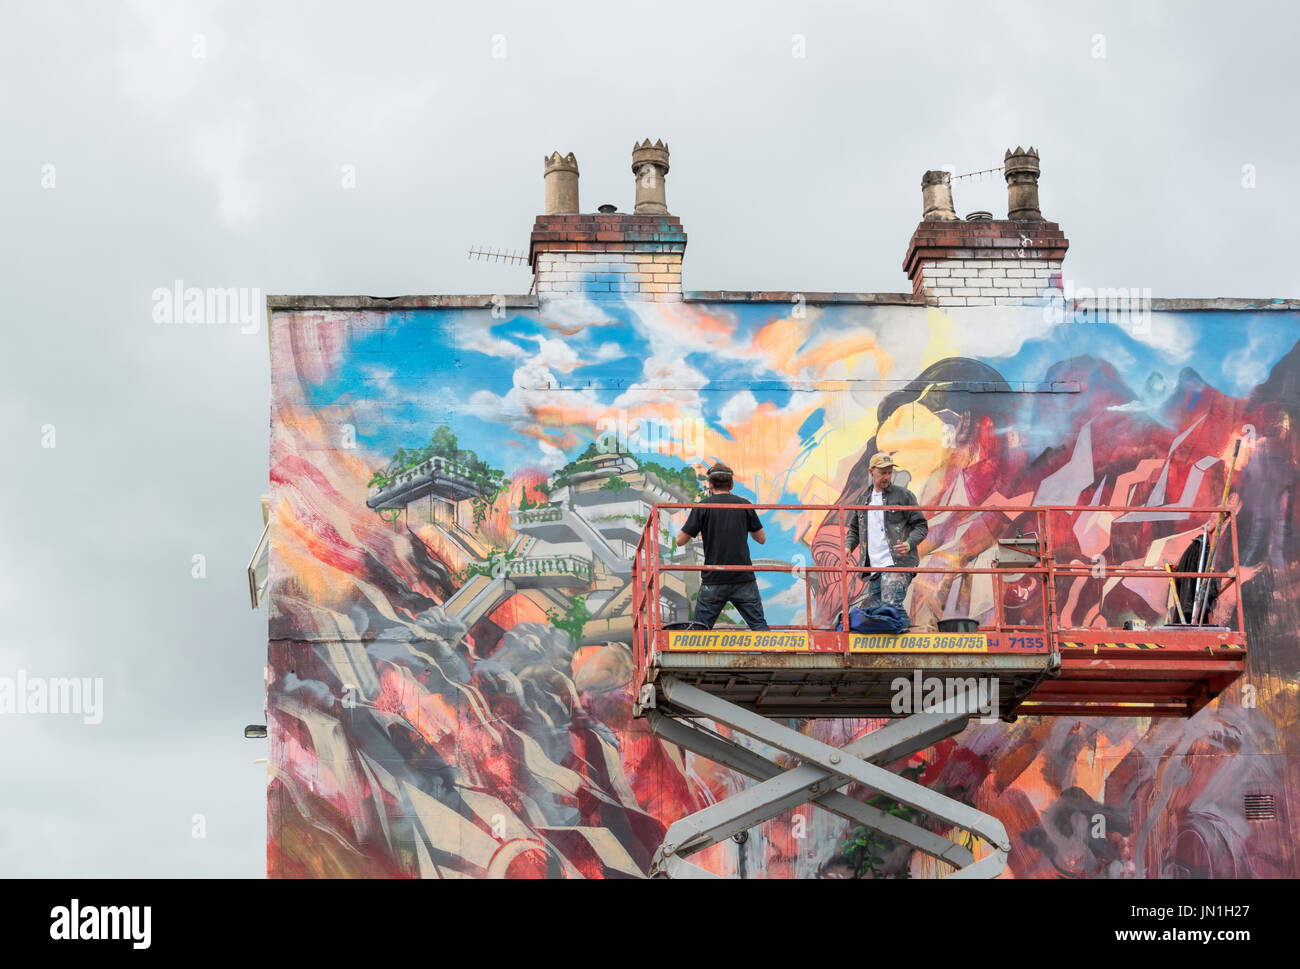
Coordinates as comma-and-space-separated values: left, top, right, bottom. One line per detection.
866, 489, 894, 568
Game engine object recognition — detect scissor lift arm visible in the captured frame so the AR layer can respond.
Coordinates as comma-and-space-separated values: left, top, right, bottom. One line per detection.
642, 678, 1011, 879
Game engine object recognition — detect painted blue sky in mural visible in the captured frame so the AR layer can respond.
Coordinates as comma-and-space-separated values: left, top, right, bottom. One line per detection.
991, 310, 1300, 404
304, 306, 1300, 482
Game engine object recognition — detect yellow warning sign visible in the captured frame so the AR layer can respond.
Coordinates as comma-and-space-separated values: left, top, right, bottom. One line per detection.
850, 632, 988, 652
667, 630, 810, 652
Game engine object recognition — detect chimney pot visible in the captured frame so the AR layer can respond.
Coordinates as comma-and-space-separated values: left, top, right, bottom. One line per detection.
632, 139, 670, 214
543, 151, 580, 215
1004, 146, 1043, 220
921, 170, 959, 221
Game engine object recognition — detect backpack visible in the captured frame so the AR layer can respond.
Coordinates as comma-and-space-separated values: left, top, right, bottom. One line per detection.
834, 604, 910, 634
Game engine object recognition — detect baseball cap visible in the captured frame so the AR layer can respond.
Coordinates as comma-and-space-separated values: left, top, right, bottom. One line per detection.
868, 453, 898, 470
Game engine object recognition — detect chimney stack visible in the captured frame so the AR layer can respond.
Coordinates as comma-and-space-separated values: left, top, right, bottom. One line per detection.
1004, 146, 1042, 221
543, 151, 580, 215
632, 139, 670, 214
529, 139, 686, 303
902, 146, 1068, 306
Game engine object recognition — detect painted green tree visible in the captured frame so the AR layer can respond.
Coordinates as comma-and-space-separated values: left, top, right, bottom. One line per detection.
639, 459, 706, 500
367, 425, 509, 527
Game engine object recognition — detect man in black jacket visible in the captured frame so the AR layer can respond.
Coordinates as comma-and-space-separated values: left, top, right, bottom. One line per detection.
844, 453, 929, 614
676, 463, 769, 630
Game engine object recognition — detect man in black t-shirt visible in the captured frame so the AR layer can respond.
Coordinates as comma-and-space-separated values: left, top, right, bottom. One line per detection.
675, 463, 770, 630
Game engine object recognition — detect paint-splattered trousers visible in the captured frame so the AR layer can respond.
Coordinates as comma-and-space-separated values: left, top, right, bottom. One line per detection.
860, 572, 913, 614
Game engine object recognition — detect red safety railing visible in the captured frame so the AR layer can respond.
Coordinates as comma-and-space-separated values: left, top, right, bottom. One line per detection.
631, 502, 1246, 706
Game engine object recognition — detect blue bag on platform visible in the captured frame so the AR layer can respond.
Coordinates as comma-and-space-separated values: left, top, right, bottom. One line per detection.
835, 604, 909, 635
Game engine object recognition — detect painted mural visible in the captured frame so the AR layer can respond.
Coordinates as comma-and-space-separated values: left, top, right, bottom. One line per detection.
268, 297, 1300, 878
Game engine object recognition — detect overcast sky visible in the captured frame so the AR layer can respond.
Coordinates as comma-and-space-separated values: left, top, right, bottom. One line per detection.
2, 0, 1297, 877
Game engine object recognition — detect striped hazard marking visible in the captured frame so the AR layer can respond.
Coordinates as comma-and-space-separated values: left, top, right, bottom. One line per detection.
1061, 641, 1245, 653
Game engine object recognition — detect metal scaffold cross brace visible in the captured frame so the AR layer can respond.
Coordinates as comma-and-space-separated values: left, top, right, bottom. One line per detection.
645, 677, 1011, 879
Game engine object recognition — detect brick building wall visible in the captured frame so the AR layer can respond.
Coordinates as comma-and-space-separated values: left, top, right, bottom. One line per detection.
264, 141, 1300, 879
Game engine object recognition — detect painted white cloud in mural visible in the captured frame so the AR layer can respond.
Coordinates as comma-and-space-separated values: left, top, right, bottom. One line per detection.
460, 319, 626, 374
452, 360, 605, 468
360, 364, 396, 395
766, 577, 808, 609
720, 390, 759, 427
1103, 341, 1138, 373
540, 296, 617, 330
1126, 312, 1196, 364
536, 439, 567, 470
1222, 329, 1273, 393
348, 364, 405, 422
448, 321, 720, 466
457, 363, 595, 421
528, 336, 582, 373
627, 300, 734, 359
460, 324, 529, 361
612, 355, 711, 412
934, 306, 1058, 360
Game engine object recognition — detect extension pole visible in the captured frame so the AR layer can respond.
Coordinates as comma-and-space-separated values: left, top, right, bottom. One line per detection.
1189, 524, 1208, 625
1193, 439, 1241, 624
1163, 561, 1187, 625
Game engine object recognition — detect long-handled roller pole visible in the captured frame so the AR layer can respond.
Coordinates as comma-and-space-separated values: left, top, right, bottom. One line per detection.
1189, 523, 1208, 625
1163, 561, 1187, 625
1192, 439, 1242, 624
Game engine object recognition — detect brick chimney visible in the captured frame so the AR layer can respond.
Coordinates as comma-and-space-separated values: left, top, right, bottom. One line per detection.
903, 147, 1068, 306
529, 140, 686, 302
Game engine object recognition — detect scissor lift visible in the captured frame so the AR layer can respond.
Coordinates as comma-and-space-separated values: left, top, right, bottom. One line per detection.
630, 502, 1247, 878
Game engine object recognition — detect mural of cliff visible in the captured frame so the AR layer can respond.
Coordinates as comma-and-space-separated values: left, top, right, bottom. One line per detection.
267, 297, 1300, 878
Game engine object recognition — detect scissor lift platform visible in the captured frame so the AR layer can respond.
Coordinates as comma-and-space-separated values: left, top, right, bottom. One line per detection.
643, 638, 1053, 719
1027, 627, 1246, 717
631, 501, 1248, 878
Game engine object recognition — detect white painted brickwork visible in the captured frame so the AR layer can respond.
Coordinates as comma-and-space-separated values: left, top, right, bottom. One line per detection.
919, 259, 1062, 307
535, 251, 683, 301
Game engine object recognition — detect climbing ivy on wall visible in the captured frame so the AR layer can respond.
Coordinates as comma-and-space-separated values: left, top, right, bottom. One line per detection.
546, 594, 592, 646
836, 762, 928, 878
